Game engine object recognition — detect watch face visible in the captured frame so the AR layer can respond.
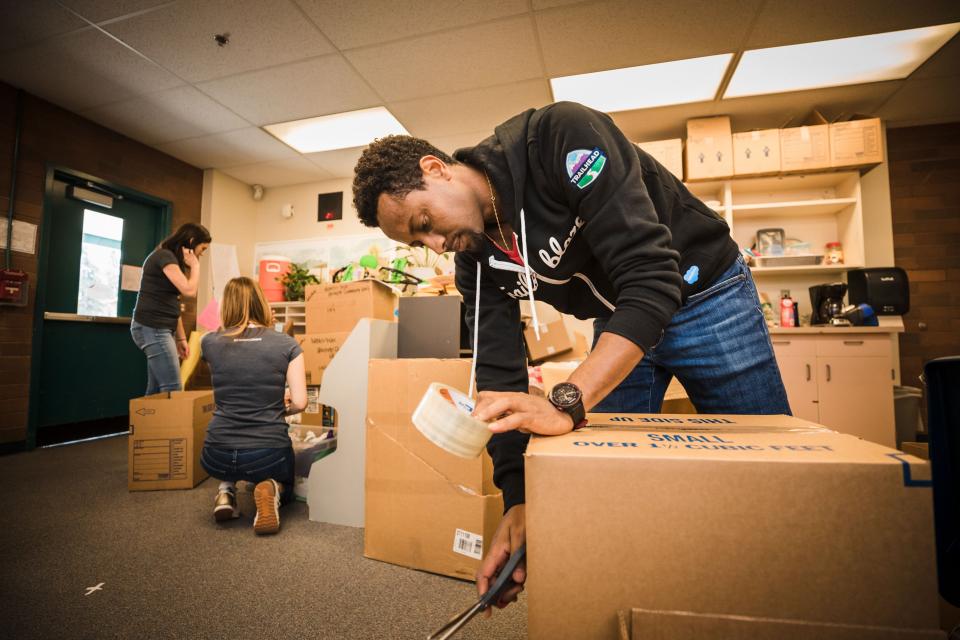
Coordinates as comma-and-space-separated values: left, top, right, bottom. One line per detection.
551, 382, 581, 408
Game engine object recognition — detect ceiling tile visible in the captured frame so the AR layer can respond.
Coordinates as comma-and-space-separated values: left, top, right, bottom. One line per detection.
197, 55, 380, 126
912, 33, 960, 80
304, 146, 365, 178
537, 0, 762, 77
0, 0, 87, 53
80, 85, 249, 145
220, 157, 334, 187
157, 127, 298, 169
59, 0, 173, 24
295, 0, 528, 50
345, 16, 542, 102
0, 28, 183, 112
103, 0, 336, 83
876, 76, 960, 127
390, 79, 552, 139
746, 0, 960, 48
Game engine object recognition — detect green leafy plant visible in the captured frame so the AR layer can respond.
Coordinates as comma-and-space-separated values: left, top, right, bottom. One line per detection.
280, 262, 319, 301
395, 245, 448, 270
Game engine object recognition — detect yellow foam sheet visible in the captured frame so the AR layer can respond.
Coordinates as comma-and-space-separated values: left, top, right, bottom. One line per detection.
179, 331, 204, 387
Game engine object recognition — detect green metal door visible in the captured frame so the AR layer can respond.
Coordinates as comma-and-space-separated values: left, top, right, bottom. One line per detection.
30, 168, 171, 443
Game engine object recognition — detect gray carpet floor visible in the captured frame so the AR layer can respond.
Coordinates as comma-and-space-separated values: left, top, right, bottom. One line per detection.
0, 436, 527, 639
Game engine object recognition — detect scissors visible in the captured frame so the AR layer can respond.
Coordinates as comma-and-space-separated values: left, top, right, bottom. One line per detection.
426, 544, 527, 640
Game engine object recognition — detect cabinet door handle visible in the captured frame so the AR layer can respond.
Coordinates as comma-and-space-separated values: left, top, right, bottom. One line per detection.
826, 364, 832, 382
772, 340, 790, 346
843, 340, 864, 346
806, 364, 811, 381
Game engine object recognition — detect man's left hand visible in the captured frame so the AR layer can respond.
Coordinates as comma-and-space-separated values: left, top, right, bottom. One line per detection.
473, 391, 573, 436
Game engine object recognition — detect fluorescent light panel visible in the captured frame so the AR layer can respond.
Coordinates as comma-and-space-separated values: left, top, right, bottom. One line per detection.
726, 22, 960, 98
264, 107, 408, 153
550, 54, 734, 113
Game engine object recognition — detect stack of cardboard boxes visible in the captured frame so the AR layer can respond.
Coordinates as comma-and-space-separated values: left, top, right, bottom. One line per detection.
636, 113, 884, 182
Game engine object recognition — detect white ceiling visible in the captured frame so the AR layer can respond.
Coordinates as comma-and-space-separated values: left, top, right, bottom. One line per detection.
1, 0, 958, 188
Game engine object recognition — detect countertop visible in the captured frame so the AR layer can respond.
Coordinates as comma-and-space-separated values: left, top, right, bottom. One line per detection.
768, 317, 904, 335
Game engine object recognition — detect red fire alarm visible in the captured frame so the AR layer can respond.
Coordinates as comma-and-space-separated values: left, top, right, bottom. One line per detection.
0, 269, 28, 306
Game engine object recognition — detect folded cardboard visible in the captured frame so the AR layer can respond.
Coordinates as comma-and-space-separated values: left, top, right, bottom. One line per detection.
901, 442, 929, 461
305, 280, 397, 334
685, 117, 733, 180
618, 608, 945, 640
636, 138, 683, 180
780, 111, 831, 172
297, 332, 351, 385
830, 116, 884, 167
523, 318, 573, 363
365, 359, 502, 580
733, 128, 781, 176
526, 413, 939, 639
128, 391, 214, 491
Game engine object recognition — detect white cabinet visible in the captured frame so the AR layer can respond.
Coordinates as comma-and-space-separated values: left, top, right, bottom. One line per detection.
772, 333, 896, 447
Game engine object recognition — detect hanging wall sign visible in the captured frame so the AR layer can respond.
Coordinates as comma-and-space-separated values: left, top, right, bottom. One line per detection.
318, 192, 343, 222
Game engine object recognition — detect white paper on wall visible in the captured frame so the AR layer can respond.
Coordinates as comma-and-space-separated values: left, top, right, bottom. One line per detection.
0, 219, 37, 254
210, 243, 240, 302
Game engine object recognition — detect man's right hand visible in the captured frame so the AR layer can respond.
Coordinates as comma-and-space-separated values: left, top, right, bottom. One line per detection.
476, 504, 526, 616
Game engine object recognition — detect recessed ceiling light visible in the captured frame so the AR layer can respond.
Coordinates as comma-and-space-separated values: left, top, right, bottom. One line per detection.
550, 54, 734, 113
264, 107, 409, 153
725, 22, 960, 98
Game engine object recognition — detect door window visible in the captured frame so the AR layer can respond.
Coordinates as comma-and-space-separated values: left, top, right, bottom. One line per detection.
77, 209, 124, 317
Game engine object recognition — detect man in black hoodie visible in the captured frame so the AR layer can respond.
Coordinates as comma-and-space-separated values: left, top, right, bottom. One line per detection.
352, 101, 789, 612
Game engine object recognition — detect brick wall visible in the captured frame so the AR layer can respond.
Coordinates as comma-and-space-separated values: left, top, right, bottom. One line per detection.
0, 83, 203, 443
887, 122, 960, 397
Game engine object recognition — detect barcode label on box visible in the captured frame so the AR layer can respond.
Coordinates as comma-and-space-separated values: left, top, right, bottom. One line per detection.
453, 528, 483, 560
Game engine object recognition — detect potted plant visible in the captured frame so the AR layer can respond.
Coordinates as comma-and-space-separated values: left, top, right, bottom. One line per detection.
280, 262, 319, 301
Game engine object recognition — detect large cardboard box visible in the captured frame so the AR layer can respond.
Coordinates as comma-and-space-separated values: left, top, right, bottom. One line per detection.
780, 111, 831, 172
733, 128, 781, 176
297, 332, 351, 385
523, 318, 573, 363
365, 359, 503, 580
685, 116, 733, 180
526, 413, 939, 639
618, 608, 945, 640
636, 138, 683, 180
128, 391, 214, 491
830, 116, 884, 167
305, 280, 397, 334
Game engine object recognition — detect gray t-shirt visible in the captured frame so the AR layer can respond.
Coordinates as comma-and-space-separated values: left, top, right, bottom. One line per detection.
133, 248, 182, 331
202, 327, 303, 449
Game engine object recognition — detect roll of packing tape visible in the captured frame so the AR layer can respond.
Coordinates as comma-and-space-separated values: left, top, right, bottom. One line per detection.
412, 383, 491, 459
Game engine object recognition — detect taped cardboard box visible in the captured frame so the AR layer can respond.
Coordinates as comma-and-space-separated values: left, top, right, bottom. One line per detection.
830, 116, 884, 167
636, 138, 683, 180
297, 332, 351, 385
526, 413, 939, 639
618, 608, 946, 640
781, 111, 831, 172
365, 359, 503, 580
733, 128, 781, 176
305, 280, 397, 334
685, 116, 733, 180
523, 318, 573, 363
128, 391, 214, 491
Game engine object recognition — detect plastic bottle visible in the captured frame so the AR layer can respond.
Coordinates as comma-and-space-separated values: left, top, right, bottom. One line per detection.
780, 290, 795, 328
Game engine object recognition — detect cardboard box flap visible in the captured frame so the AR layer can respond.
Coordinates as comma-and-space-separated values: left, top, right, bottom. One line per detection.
781, 109, 830, 128
620, 608, 946, 640
527, 414, 936, 470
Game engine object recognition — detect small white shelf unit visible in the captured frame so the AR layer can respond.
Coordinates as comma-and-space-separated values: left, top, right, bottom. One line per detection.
270, 300, 306, 335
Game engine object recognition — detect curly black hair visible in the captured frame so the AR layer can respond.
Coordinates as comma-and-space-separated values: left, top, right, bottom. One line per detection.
352, 135, 456, 228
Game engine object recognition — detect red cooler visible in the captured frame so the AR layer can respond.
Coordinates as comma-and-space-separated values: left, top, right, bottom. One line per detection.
258, 255, 291, 302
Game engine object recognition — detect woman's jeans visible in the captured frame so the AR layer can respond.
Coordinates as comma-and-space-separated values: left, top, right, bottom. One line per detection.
130, 319, 182, 395
593, 256, 791, 415
200, 446, 296, 505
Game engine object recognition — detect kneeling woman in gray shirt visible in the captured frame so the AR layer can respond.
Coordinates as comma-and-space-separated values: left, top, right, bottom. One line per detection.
200, 277, 307, 535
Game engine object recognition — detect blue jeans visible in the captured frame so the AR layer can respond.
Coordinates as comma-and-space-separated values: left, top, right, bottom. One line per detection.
200, 446, 295, 506
593, 256, 791, 415
130, 319, 182, 395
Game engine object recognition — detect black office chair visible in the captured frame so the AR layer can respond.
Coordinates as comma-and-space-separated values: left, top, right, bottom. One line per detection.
923, 356, 960, 609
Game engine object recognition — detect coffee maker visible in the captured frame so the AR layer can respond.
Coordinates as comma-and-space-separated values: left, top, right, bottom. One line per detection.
809, 283, 847, 325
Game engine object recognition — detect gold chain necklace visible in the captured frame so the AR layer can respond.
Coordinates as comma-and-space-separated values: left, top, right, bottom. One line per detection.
484, 170, 512, 251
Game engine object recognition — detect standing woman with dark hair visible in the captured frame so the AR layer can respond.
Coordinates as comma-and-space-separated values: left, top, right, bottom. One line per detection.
131, 222, 212, 395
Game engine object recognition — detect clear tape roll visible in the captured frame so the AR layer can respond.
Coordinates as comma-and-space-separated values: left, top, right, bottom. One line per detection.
412, 383, 491, 459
